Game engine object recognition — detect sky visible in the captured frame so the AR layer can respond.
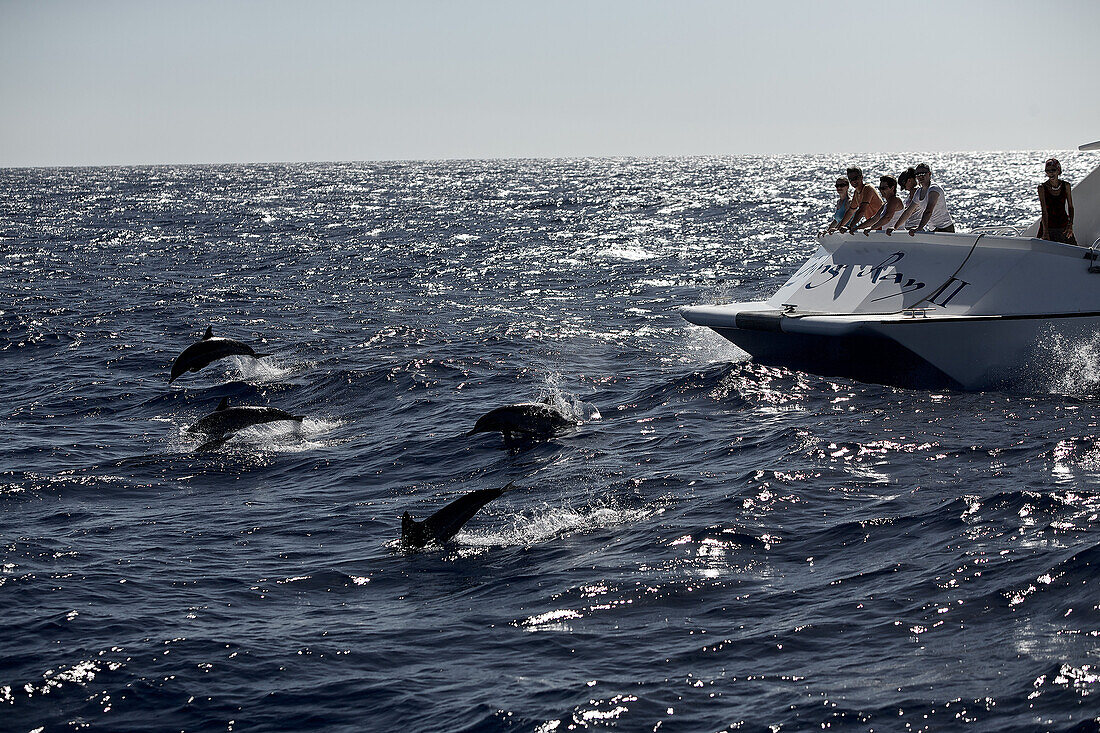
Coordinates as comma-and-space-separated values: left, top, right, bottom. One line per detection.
1, 0, 1098, 167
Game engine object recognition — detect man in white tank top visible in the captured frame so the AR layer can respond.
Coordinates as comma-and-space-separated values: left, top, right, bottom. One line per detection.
908, 163, 955, 234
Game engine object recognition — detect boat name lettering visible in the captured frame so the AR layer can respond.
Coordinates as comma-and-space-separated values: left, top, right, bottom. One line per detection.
927, 277, 969, 307
804, 252, 924, 291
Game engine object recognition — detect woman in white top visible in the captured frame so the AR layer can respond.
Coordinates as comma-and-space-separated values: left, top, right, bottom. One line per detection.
907, 163, 955, 234
858, 175, 905, 233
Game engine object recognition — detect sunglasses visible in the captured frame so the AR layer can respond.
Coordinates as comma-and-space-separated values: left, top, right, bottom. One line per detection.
836, 184, 849, 189
916, 170, 930, 176
878, 185, 893, 191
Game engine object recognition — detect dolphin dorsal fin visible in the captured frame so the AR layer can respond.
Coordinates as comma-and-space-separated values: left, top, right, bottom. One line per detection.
216, 397, 229, 411
203, 326, 214, 340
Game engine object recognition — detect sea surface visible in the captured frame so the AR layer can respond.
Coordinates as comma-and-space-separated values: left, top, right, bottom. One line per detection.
3, 151, 1100, 732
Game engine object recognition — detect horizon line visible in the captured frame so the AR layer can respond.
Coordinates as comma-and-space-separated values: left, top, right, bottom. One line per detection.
1, 148, 1091, 171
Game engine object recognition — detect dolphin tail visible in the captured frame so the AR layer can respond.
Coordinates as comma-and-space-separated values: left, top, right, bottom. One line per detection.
421, 484, 513, 545
401, 511, 429, 548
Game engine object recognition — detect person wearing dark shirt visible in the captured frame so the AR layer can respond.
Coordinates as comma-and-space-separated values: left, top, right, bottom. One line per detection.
1038, 158, 1077, 245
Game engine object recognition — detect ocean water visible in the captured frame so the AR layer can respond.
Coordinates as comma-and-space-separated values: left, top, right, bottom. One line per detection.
3, 151, 1100, 732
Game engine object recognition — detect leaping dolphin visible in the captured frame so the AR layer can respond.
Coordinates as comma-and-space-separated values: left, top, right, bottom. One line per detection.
187, 397, 304, 440
467, 403, 576, 442
169, 327, 272, 383
401, 483, 516, 548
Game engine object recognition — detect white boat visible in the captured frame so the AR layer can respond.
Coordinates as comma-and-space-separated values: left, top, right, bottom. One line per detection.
683, 142, 1100, 390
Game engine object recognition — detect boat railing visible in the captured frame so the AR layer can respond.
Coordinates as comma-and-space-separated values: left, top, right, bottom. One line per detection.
967, 224, 1028, 236
1089, 236, 1100, 274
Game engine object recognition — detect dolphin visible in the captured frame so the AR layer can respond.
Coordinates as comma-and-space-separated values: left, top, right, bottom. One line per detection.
187, 397, 305, 439
401, 483, 516, 548
169, 327, 272, 383
467, 402, 576, 442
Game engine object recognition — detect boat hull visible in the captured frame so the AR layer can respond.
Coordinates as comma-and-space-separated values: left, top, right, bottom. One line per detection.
690, 305, 1100, 390
705, 320, 960, 389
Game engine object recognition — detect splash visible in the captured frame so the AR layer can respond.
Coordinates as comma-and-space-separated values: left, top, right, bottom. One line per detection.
229, 354, 301, 383
682, 323, 750, 364
455, 498, 659, 555
177, 416, 343, 454
1035, 330, 1100, 396
224, 416, 342, 453
1034, 325, 1100, 394
912, 324, 1100, 394
536, 373, 602, 422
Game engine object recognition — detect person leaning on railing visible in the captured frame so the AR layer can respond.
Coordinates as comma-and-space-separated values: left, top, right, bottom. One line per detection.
857, 175, 905, 234
885, 168, 922, 235
1038, 157, 1077, 245
821, 176, 851, 235
836, 166, 882, 232
886, 163, 954, 235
